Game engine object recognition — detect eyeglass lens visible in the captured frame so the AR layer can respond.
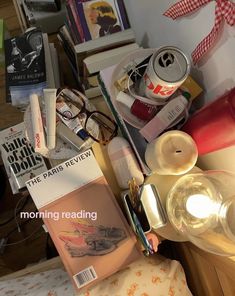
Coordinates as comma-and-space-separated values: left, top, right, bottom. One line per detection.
57, 88, 118, 144
86, 112, 117, 144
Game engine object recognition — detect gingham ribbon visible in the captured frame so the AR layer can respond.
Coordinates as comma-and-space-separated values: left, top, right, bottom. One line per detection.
163, 0, 235, 64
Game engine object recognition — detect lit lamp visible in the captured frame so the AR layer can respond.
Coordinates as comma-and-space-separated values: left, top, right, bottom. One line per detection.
166, 170, 235, 256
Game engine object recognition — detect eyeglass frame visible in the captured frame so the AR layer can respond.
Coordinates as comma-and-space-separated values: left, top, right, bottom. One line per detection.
56, 87, 118, 144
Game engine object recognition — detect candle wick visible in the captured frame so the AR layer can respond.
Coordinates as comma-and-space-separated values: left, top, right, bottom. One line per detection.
175, 150, 182, 153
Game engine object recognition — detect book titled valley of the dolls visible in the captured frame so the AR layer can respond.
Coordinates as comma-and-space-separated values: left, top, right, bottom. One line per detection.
26, 149, 141, 292
0, 122, 47, 194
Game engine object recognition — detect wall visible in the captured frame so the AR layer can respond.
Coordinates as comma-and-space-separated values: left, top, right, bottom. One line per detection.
124, 0, 235, 172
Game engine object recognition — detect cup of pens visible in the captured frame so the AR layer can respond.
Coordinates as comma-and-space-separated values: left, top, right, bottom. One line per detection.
122, 179, 167, 255
24, 88, 118, 159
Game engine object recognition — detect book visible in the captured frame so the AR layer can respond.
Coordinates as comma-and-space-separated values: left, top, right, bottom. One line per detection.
74, 28, 135, 54
98, 65, 151, 175
49, 43, 60, 89
75, 0, 130, 41
42, 33, 55, 89
0, 122, 48, 194
0, 19, 4, 67
4, 28, 47, 107
13, 0, 28, 31
67, 0, 85, 43
74, 28, 135, 81
26, 149, 140, 292
66, 2, 82, 44
83, 42, 139, 74
82, 73, 101, 99
114, 0, 130, 30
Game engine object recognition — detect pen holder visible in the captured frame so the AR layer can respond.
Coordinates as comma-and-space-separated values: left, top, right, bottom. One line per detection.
121, 184, 167, 234
121, 184, 167, 255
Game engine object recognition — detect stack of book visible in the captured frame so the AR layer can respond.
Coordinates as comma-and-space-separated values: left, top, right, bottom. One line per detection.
4, 28, 60, 108
58, 0, 138, 98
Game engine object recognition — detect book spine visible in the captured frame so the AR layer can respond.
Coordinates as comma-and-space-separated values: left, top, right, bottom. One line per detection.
61, 24, 75, 48
4, 50, 11, 103
75, 1, 92, 41
57, 32, 79, 77
1, 150, 19, 194
58, 31, 76, 65
64, 20, 77, 45
67, 0, 85, 43
114, 0, 130, 30
66, 3, 81, 44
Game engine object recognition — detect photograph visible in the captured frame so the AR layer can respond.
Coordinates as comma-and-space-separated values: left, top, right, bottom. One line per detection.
82, 0, 123, 40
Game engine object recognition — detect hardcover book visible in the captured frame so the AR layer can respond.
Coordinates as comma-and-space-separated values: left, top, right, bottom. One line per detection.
4, 28, 47, 107
75, 0, 130, 41
0, 122, 47, 194
98, 65, 151, 175
83, 42, 139, 74
26, 149, 140, 292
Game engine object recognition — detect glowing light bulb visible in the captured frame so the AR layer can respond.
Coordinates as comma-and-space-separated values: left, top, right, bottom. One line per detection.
186, 194, 218, 219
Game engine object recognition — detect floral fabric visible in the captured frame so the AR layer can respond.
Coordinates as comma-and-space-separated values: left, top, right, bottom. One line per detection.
82, 255, 192, 296
0, 255, 192, 296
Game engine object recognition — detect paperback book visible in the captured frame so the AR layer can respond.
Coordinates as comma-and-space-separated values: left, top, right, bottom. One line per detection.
26, 149, 140, 292
4, 28, 47, 107
0, 122, 47, 194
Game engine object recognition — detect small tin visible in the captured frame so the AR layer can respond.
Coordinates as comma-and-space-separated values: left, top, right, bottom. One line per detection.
141, 46, 190, 102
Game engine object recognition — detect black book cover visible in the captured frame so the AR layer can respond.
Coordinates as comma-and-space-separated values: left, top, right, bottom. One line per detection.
4, 28, 47, 107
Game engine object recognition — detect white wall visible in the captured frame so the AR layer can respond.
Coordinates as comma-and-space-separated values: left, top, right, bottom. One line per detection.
124, 0, 235, 172
125, 0, 235, 101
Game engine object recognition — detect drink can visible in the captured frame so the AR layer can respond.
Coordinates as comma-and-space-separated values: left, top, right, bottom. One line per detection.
141, 46, 190, 102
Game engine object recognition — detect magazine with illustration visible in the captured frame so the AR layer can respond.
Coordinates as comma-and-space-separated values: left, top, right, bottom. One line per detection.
4, 28, 47, 107
26, 149, 141, 292
0, 122, 48, 194
76, 0, 130, 41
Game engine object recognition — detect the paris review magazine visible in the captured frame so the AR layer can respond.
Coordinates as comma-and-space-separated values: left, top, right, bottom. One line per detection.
0, 122, 47, 193
26, 149, 140, 292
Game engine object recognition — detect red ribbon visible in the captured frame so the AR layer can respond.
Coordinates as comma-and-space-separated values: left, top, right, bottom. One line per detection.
163, 0, 235, 64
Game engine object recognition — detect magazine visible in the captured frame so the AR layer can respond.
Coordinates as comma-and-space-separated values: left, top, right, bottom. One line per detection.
0, 122, 47, 194
4, 28, 47, 107
26, 149, 141, 292
75, 0, 130, 41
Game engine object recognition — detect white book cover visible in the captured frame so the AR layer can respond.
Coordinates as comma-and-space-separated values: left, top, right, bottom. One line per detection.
0, 122, 47, 191
74, 28, 135, 54
84, 43, 139, 74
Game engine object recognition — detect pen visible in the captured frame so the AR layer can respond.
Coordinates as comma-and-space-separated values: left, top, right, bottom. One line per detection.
126, 194, 154, 255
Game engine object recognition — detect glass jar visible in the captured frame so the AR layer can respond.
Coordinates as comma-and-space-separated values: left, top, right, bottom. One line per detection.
166, 170, 235, 256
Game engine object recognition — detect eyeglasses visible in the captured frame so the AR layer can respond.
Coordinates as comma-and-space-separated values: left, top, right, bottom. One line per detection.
56, 88, 118, 145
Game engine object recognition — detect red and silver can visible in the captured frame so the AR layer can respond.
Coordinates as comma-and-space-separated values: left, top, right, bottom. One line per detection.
141, 46, 190, 102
